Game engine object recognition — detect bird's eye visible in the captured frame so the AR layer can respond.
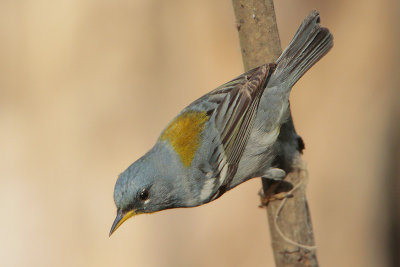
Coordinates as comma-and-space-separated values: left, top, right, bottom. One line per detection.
139, 189, 149, 201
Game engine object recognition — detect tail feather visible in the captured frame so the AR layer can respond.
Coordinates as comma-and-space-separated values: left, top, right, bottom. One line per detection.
273, 10, 333, 88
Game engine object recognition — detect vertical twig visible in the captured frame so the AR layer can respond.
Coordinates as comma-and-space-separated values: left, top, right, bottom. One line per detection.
384, 4, 400, 263
231, 1, 318, 266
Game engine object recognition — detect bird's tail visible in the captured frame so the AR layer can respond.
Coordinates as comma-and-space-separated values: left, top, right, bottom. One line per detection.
272, 10, 333, 88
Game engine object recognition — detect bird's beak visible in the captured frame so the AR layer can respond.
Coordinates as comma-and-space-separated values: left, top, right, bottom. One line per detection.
109, 209, 136, 236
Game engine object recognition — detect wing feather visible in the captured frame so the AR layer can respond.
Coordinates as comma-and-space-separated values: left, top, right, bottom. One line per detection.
206, 64, 275, 193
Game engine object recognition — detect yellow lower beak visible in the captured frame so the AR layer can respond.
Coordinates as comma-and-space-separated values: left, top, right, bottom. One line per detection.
109, 209, 136, 236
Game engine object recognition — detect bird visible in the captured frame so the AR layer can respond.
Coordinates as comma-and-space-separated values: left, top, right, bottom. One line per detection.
109, 10, 333, 236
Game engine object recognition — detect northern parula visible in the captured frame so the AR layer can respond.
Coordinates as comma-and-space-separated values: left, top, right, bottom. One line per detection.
110, 10, 333, 235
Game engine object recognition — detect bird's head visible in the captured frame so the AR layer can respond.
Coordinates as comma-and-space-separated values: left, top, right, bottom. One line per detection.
109, 148, 188, 236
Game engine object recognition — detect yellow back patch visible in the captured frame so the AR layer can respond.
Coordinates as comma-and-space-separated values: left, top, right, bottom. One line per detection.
160, 111, 209, 167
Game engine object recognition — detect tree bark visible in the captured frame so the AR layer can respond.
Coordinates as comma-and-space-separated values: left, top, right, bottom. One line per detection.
231, 1, 318, 266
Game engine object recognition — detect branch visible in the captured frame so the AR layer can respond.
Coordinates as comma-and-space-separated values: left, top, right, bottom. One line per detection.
231, 1, 318, 266
232, 0, 281, 69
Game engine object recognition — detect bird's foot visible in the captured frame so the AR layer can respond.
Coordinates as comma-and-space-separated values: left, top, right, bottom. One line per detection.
258, 190, 293, 207
258, 173, 293, 207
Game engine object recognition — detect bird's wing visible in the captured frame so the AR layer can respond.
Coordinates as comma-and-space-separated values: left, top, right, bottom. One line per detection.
205, 64, 275, 193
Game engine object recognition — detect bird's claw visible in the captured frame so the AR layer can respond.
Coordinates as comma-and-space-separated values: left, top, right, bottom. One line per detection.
258, 190, 293, 207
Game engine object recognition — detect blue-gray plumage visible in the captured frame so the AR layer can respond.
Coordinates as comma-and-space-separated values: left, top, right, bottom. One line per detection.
110, 10, 333, 235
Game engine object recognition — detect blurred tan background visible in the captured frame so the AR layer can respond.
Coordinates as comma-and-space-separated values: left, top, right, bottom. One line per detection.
1, 0, 399, 266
